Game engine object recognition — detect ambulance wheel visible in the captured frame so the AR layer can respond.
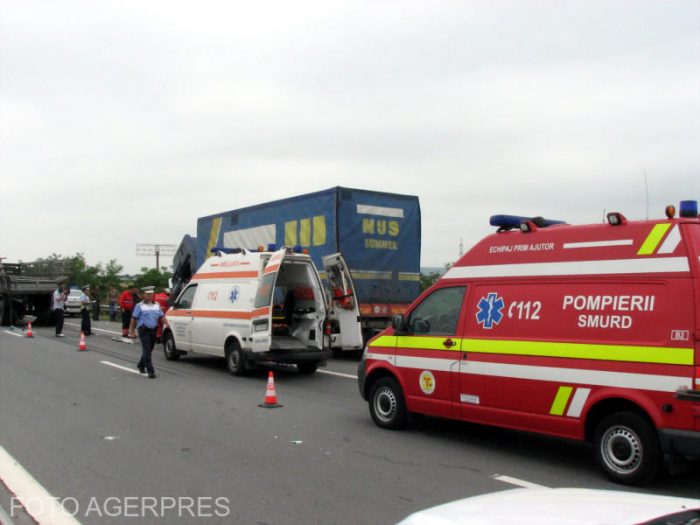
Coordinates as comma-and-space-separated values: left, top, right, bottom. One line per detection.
163, 332, 180, 361
297, 362, 318, 375
225, 340, 245, 376
369, 377, 407, 430
594, 412, 662, 485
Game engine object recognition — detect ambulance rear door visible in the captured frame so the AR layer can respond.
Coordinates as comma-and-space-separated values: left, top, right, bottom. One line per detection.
251, 249, 285, 353
322, 253, 363, 350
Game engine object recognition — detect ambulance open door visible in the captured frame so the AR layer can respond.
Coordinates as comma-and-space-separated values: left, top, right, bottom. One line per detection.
322, 253, 363, 350
251, 249, 286, 353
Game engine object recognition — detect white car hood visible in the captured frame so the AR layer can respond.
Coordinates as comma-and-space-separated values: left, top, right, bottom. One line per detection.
397, 488, 700, 525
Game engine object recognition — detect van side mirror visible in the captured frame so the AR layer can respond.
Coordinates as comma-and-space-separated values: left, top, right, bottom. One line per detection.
392, 314, 407, 334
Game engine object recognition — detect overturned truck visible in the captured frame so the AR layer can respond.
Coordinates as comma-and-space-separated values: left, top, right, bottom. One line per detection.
0, 260, 64, 326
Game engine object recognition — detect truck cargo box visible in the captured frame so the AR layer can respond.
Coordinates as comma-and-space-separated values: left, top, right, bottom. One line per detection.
195, 187, 421, 317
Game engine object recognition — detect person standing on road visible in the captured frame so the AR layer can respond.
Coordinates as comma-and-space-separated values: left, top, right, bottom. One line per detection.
92, 285, 101, 322
52, 282, 69, 337
153, 287, 171, 343
80, 285, 92, 335
118, 285, 138, 337
108, 287, 118, 322
129, 286, 169, 379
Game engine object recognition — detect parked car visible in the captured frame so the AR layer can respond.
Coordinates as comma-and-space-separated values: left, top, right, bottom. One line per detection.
397, 488, 700, 525
65, 288, 82, 316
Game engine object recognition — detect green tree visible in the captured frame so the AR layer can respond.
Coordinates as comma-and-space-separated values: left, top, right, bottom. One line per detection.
99, 259, 123, 292
420, 271, 441, 292
133, 267, 171, 291
419, 262, 454, 292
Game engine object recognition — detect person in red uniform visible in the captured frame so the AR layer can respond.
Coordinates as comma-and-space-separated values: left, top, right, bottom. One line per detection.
154, 288, 171, 343
118, 285, 139, 337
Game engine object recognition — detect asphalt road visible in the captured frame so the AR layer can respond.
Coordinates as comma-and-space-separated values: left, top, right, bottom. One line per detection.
1, 320, 699, 525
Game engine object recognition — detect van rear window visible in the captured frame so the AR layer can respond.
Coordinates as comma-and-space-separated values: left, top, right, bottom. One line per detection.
254, 273, 276, 308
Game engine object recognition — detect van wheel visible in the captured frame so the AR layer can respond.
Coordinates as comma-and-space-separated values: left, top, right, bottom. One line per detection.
369, 377, 407, 430
163, 332, 180, 361
225, 340, 245, 376
297, 362, 318, 375
594, 412, 662, 485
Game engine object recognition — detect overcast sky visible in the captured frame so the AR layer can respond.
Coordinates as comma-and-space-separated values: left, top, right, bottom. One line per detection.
1, 1, 698, 275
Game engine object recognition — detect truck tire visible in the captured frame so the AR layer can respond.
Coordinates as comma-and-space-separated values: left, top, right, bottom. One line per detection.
594, 411, 662, 485
225, 339, 245, 376
369, 377, 407, 430
163, 332, 180, 361
0, 295, 7, 326
0, 295, 19, 326
297, 362, 318, 375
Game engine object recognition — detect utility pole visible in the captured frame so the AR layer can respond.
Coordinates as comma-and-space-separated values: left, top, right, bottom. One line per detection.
136, 243, 177, 270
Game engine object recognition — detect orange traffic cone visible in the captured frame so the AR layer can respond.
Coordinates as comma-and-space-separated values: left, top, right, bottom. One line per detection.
26, 321, 34, 338
258, 371, 283, 408
78, 331, 87, 351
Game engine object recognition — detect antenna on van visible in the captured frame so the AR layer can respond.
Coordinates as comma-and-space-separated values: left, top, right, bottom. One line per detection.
644, 172, 649, 220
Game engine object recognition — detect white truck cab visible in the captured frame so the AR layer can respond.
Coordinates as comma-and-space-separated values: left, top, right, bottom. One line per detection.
163, 246, 362, 375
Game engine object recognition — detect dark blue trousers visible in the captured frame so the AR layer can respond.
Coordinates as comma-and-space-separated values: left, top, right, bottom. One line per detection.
137, 326, 157, 374
81, 308, 91, 335
54, 308, 64, 335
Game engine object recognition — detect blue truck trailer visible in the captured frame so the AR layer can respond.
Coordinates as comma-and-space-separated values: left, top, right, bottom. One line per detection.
175, 187, 421, 340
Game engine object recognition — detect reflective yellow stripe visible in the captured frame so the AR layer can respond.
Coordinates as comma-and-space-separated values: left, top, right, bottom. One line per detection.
550, 386, 573, 415
396, 336, 459, 351
313, 215, 326, 246
206, 217, 223, 257
371, 335, 458, 351
637, 223, 671, 255
463, 339, 693, 365
300, 218, 311, 247
398, 272, 421, 282
351, 271, 393, 280
368, 336, 693, 366
371, 335, 397, 347
285, 220, 297, 246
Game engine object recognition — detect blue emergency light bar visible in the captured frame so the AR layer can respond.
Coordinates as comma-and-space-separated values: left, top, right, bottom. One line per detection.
267, 243, 277, 252
210, 246, 245, 255
490, 215, 567, 232
679, 200, 698, 218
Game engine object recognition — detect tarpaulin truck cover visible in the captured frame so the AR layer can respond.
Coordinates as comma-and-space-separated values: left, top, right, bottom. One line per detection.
195, 187, 421, 307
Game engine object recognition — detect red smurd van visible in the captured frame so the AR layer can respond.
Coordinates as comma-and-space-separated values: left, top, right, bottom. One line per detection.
358, 200, 700, 485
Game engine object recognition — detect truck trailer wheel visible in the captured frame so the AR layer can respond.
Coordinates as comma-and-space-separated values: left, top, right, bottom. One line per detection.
369, 377, 407, 430
225, 339, 246, 376
593, 411, 662, 485
163, 332, 180, 361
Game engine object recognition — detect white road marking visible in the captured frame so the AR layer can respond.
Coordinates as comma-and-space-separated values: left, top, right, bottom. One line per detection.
0, 501, 15, 525
3, 330, 24, 337
318, 369, 357, 380
100, 360, 142, 375
0, 444, 82, 525
64, 322, 120, 336
492, 475, 548, 489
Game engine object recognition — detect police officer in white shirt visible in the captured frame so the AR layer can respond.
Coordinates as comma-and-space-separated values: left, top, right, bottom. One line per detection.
80, 285, 93, 336
129, 286, 170, 378
52, 282, 69, 337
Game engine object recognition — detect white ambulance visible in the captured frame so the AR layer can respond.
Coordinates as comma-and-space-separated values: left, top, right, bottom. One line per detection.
163, 246, 363, 375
